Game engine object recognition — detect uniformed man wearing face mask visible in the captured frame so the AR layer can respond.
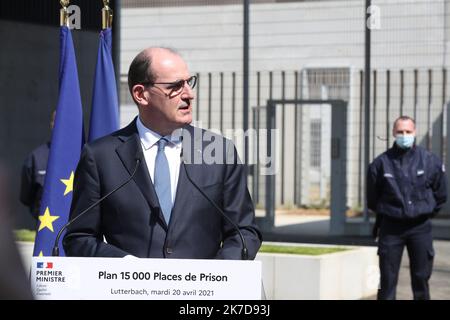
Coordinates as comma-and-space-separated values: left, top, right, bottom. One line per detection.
367, 115, 447, 300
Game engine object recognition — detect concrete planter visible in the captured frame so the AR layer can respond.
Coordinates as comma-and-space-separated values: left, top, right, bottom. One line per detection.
17, 241, 33, 273
256, 244, 379, 300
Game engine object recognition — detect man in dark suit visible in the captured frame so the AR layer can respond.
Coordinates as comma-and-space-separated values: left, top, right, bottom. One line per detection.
63, 47, 261, 259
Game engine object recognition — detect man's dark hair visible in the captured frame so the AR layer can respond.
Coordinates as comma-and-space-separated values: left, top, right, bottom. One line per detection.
393, 115, 416, 130
127, 47, 180, 104
127, 50, 154, 102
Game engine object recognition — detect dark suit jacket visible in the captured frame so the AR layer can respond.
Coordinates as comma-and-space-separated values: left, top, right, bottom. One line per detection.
63, 118, 261, 259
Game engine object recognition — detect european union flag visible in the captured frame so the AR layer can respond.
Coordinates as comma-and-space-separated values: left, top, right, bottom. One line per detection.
88, 28, 119, 142
33, 26, 84, 257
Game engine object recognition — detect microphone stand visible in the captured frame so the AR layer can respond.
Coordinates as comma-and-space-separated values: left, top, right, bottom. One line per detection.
52, 156, 141, 256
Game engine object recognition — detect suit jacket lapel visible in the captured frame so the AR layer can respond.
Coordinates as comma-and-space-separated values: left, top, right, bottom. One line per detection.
115, 120, 168, 229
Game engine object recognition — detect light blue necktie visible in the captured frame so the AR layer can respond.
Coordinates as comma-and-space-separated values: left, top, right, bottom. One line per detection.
154, 137, 172, 224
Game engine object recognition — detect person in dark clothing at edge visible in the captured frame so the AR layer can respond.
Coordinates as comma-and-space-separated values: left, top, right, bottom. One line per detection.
367, 115, 447, 300
0, 161, 33, 299
20, 111, 55, 221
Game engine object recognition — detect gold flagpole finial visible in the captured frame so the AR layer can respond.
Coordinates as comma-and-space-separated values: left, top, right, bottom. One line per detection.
60, 0, 70, 27
102, 0, 113, 29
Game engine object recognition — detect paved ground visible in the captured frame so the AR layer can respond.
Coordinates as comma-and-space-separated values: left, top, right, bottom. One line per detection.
365, 240, 450, 300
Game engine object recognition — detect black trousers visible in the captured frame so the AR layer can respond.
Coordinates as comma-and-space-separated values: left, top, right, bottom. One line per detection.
377, 216, 434, 300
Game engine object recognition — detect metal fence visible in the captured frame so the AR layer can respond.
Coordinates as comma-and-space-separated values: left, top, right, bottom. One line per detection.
119, 0, 450, 213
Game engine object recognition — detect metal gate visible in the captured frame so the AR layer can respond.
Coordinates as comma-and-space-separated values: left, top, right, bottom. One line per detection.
255, 99, 348, 236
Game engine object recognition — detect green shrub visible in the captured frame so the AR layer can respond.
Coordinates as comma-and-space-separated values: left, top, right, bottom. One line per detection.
259, 244, 348, 255
14, 229, 36, 242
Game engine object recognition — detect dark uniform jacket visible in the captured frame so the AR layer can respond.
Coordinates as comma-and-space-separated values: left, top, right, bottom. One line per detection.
367, 144, 447, 220
20, 142, 50, 219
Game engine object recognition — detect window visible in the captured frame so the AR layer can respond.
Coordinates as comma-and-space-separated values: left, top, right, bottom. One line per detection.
310, 119, 321, 168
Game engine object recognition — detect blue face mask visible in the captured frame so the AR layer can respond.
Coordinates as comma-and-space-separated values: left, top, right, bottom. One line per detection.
395, 135, 415, 149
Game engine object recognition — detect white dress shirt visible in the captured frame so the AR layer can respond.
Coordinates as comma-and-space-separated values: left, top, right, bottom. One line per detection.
136, 116, 182, 204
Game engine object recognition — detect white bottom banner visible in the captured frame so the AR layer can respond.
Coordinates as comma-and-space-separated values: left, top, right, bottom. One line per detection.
30, 257, 261, 300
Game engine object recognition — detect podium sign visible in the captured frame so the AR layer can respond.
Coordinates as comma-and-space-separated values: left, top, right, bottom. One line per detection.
31, 257, 261, 300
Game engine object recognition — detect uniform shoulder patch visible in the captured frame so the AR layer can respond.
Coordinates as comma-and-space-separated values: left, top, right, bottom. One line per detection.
442, 164, 446, 173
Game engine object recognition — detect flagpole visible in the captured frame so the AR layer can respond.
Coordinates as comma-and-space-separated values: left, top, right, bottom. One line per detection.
102, 0, 113, 29
60, 0, 70, 27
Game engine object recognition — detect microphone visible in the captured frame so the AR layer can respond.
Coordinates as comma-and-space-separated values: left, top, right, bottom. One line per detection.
179, 144, 249, 260
52, 152, 143, 256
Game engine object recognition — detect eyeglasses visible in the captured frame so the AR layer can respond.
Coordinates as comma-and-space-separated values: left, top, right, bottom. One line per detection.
143, 76, 197, 95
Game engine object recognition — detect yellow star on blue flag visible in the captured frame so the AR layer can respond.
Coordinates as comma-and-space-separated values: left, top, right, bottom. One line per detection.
38, 207, 60, 232
61, 171, 74, 196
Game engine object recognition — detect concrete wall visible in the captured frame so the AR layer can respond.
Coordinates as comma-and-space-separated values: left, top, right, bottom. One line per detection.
256, 243, 379, 299
120, 0, 448, 72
